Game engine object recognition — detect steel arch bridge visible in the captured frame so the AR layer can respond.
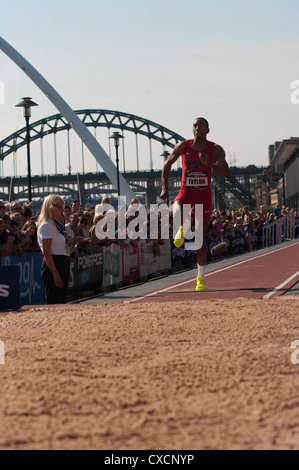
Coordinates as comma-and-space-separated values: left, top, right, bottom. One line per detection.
0, 109, 258, 208
0, 109, 184, 164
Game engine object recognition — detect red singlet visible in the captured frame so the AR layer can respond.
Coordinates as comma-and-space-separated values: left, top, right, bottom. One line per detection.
174, 139, 215, 219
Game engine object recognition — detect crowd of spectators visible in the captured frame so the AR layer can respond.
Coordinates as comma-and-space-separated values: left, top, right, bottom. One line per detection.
0, 200, 39, 257
0, 197, 298, 260
205, 204, 299, 260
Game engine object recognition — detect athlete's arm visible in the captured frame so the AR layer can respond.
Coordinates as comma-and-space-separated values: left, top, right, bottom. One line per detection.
160, 141, 186, 200
211, 144, 231, 179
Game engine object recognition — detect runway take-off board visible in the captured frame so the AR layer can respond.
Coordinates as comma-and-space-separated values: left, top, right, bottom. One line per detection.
123, 241, 299, 304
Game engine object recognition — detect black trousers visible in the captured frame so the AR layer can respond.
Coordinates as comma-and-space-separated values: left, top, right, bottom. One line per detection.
41, 255, 70, 304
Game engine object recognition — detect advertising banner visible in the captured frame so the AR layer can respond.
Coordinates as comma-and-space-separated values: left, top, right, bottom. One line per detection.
102, 243, 122, 288
121, 242, 140, 282
67, 255, 78, 295
76, 245, 103, 290
0, 265, 20, 310
139, 240, 157, 278
157, 240, 172, 272
171, 243, 186, 268
1, 253, 45, 307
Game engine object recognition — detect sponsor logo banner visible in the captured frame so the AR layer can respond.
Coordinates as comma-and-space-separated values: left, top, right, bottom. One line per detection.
0, 265, 20, 310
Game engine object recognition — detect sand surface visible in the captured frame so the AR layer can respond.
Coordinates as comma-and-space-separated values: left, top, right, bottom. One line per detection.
1, 296, 299, 450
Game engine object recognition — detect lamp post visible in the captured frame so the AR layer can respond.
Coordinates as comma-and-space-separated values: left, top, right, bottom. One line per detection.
109, 131, 124, 197
160, 151, 170, 205
15, 97, 38, 202
160, 150, 170, 164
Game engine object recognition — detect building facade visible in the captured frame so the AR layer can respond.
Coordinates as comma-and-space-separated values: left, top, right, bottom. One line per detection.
268, 137, 299, 210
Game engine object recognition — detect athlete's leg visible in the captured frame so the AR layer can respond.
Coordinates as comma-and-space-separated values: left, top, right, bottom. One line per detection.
173, 199, 192, 248
197, 218, 210, 266
195, 217, 210, 291
173, 199, 184, 226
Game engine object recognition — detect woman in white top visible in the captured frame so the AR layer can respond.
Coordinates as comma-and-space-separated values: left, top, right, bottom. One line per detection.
37, 194, 70, 304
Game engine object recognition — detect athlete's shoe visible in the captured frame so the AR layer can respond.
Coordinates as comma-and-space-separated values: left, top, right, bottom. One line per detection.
174, 226, 185, 248
196, 276, 207, 291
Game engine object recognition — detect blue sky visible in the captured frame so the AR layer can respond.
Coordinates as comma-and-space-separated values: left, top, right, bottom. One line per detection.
1, 0, 299, 177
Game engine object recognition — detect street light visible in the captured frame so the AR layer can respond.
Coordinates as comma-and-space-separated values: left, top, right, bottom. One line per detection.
109, 131, 124, 197
160, 150, 170, 165
160, 151, 170, 205
15, 97, 38, 202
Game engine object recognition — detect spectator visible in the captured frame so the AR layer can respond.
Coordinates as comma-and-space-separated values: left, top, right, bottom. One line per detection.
130, 198, 139, 206
90, 213, 113, 247
259, 205, 265, 216
8, 220, 31, 256
267, 214, 275, 225
71, 200, 80, 214
0, 201, 6, 217
212, 216, 224, 233
273, 204, 281, 218
11, 212, 23, 232
21, 205, 33, 227
63, 205, 71, 224
243, 206, 253, 252
0, 218, 15, 256
37, 194, 70, 304
65, 213, 80, 238
78, 216, 90, 238
10, 200, 22, 214
20, 221, 39, 253
83, 211, 93, 232
101, 197, 111, 206
2, 214, 11, 233
24, 201, 34, 212
0, 218, 8, 245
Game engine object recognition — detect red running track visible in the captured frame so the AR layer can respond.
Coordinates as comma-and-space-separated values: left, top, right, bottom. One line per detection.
124, 241, 299, 304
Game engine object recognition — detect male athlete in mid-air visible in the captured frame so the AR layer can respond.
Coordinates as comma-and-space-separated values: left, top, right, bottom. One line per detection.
160, 117, 231, 291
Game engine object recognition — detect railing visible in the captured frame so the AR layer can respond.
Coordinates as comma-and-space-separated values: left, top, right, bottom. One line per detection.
262, 213, 296, 247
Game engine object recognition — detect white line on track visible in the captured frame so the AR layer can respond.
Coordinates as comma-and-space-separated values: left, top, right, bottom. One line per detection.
263, 271, 299, 300
124, 242, 299, 304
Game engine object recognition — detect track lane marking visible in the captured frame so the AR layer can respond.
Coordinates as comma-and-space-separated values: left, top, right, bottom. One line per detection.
263, 271, 299, 299
124, 242, 299, 304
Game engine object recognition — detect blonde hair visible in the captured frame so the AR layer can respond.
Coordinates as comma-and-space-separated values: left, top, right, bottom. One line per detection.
101, 197, 111, 205
37, 194, 65, 226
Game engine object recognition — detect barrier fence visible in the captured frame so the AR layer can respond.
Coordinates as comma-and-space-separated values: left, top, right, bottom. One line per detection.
262, 213, 296, 247
0, 240, 197, 308
0, 214, 297, 310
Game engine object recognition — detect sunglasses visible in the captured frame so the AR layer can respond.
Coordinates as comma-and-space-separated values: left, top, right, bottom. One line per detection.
52, 204, 64, 211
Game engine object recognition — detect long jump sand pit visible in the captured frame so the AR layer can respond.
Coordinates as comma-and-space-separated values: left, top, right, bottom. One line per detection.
1, 296, 299, 450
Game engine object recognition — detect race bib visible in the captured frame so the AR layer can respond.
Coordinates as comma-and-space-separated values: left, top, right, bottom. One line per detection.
186, 171, 208, 189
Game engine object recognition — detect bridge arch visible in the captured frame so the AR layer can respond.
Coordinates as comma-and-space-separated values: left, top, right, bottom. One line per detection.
0, 108, 258, 208
0, 109, 185, 162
